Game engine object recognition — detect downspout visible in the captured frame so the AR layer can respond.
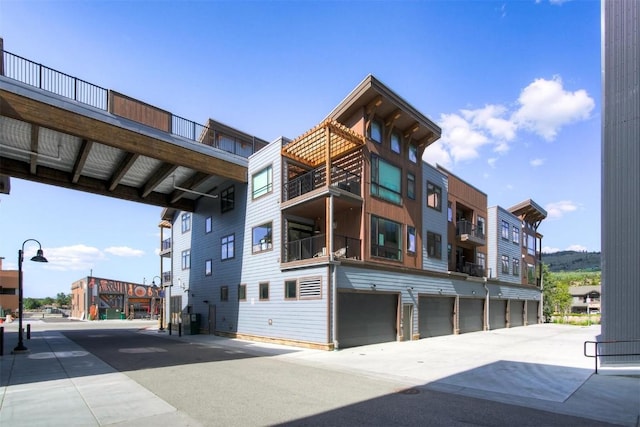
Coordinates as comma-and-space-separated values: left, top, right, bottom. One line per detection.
483, 280, 490, 331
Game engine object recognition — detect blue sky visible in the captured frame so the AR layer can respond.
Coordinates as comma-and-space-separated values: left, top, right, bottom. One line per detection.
0, 0, 601, 298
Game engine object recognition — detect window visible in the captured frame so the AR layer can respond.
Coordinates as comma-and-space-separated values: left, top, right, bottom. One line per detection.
238, 284, 246, 301
181, 213, 191, 233
407, 226, 416, 254
447, 202, 453, 222
220, 286, 229, 301
205, 259, 212, 276
527, 264, 536, 285
221, 185, 235, 213
252, 223, 272, 253
427, 182, 442, 211
370, 120, 382, 143
501, 220, 510, 240
527, 235, 536, 255
252, 165, 272, 199
407, 172, 415, 200
408, 144, 417, 163
221, 234, 235, 260
285, 280, 297, 300
477, 217, 485, 238
448, 243, 452, 265
512, 226, 520, 244
501, 255, 509, 274
259, 282, 269, 300
523, 232, 528, 248
513, 258, 520, 276
181, 250, 191, 270
205, 216, 212, 234
391, 132, 401, 153
477, 253, 486, 269
426, 231, 442, 259
371, 215, 402, 261
371, 155, 402, 204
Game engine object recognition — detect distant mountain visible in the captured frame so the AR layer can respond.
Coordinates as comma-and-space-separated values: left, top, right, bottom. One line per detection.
542, 251, 601, 272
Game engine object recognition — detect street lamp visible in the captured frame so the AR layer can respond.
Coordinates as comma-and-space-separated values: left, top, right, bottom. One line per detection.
151, 275, 164, 332
13, 239, 48, 353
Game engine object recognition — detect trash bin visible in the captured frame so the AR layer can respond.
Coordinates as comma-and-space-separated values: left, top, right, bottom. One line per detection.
120, 312, 126, 320
190, 313, 201, 335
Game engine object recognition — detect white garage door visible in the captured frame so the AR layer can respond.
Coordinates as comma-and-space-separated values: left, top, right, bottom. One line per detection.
527, 301, 539, 325
490, 299, 507, 330
510, 300, 525, 327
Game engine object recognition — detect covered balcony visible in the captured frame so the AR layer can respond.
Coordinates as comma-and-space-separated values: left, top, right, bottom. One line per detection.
456, 220, 486, 246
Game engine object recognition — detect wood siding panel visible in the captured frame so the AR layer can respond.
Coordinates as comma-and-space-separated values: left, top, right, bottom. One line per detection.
109, 91, 171, 132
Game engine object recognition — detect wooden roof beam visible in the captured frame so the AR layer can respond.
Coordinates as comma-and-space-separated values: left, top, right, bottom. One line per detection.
71, 139, 93, 184
29, 124, 39, 175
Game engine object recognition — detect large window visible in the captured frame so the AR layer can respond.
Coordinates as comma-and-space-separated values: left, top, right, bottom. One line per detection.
527, 234, 536, 255
205, 216, 212, 234
221, 234, 235, 260
181, 213, 191, 233
426, 231, 442, 259
370, 120, 382, 143
205, 259, 212, 276
252, 222, 272, 253
501, 220, 510, 240
427, 182, 441, 211
371, 216, 402, 261
527, 264, 536, 285
259, 282, 269, 300
501, 255, 509, 274
447, 202, 453, 222
407, 172, 416, 200
221, 185, 235, 213
391, 132, 401, 153
513, 258, 520, 276
371, 155, 402, 204
477, 217, 485, 237
408, 144, 417, 163
512, 226, 520, 244
252, 165, 272, 199
477, 252, 486, 269
407, 226, 416, 254
181, 249, 191, 270
285, 280, 297, 300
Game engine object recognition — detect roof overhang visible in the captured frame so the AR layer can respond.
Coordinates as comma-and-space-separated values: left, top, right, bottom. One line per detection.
509, 199, 547, 229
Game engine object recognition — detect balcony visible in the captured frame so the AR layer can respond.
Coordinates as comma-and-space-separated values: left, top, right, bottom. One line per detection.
459, 262, 486, 278
159, 237, 172, 257
283, 165, 361, 202
456, 220, 486, 246
283, 234, 361, 263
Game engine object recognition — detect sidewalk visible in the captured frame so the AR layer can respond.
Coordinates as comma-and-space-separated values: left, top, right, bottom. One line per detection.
1, 323, 639, 426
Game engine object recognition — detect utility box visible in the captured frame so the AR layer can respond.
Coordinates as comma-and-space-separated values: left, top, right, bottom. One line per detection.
189, 313, 201, 335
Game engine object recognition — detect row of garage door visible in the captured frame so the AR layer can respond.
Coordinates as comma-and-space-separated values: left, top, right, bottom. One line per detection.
338, 292, 539, 348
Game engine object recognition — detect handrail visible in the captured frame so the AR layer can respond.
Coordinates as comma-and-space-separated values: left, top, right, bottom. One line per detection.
584, 339, 640, 374
1, 50, 259, 159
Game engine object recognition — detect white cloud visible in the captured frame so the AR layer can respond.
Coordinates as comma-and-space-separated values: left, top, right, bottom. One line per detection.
530, 158, 545, 167
104, 246, 145, 257
423, 140, 453, 168
512, 76, 594, 140
42, 244, 106, 272
545, 200, 579, 219
434, 76, 594, 167
487, 157, 498, 168
542, 246, 560, 253
566, 244, 588, 251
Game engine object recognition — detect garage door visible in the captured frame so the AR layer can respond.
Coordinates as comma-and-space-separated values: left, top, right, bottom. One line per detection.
510, 300, 524, 327
489, 299, 507, 330
459, 298, 484, 334
419, 296, 454, 338
527, 301, 539, 325
338, 292, 397, 348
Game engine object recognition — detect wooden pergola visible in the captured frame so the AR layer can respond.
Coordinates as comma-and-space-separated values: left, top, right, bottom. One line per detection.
281, 119, 365, 168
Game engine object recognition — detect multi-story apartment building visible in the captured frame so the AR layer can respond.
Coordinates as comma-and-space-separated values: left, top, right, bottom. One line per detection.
161, 75, 546, 349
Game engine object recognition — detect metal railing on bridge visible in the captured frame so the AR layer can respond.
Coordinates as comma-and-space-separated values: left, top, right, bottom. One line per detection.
1, 49, 260, 158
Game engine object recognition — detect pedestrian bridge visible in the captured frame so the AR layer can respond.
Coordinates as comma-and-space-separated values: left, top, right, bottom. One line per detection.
0, 40, 268, 211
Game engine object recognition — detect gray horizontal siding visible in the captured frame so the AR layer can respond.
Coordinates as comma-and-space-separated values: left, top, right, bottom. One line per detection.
422, 163, 448, 272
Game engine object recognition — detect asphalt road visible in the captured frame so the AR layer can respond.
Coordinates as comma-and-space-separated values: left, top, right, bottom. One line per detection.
60, 327, 619, 427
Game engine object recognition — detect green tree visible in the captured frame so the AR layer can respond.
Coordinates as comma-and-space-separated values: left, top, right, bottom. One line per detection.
542, 264, 557, 321
55, 292, 71, 307
23, 298, 41, 310
542, 264, 573, 322
42, 296, 54, 306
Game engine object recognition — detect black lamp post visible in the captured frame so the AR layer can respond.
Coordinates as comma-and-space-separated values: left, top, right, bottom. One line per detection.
13, 239, 48, 353
151, 276, 164, 332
